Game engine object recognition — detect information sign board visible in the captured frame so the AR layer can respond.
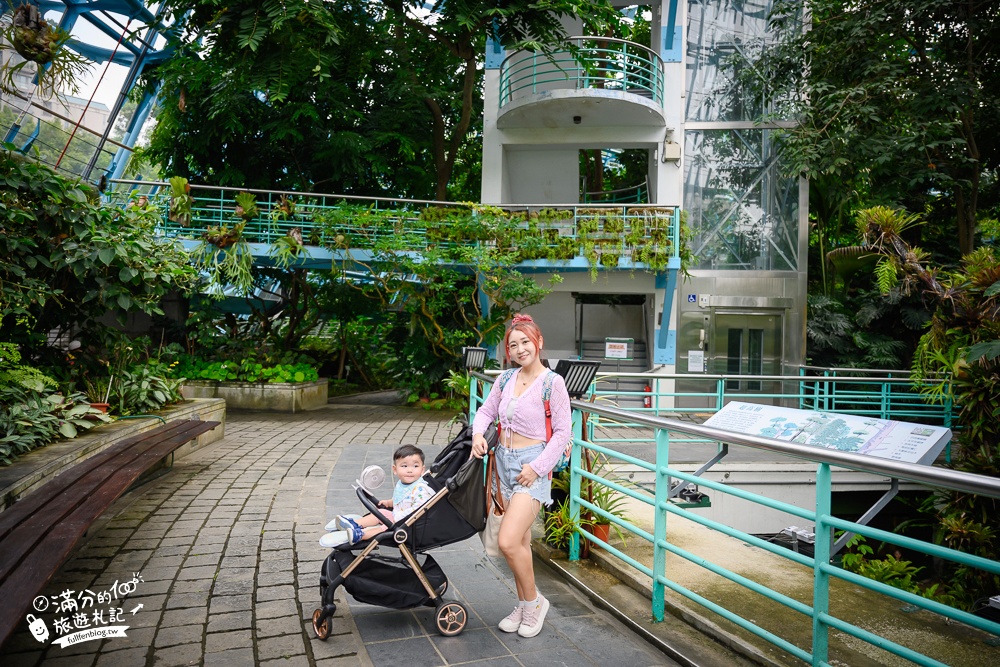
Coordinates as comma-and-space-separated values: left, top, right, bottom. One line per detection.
704, 401, 951, 465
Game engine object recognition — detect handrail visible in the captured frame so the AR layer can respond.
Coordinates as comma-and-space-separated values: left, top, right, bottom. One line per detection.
498, 35, 662, 74
111, 178, 678, 211
469, 370, 978, 496
468, 370, 999, 665
575, 400, 996, 499
498, 36, 665, 108
104, 181, 682, 269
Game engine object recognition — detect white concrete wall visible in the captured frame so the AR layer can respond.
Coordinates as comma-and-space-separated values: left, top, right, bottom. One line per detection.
515, 271, 658, 360
628, 463, 905, 535
505, 146, 579, 204
521, 290, 576, 362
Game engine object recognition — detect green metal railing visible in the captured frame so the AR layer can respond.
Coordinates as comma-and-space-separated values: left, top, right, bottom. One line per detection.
587, 369, 952, 459
468, 373, 999, 667
499, 36, 665, 107
586, 370, 951, 424
107, 179, 681, 267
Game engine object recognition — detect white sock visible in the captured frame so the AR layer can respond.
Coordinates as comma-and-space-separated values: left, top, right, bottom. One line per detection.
524, 595, 539, 607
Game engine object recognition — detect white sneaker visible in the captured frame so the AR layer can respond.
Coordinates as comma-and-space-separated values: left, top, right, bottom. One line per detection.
319, 531, 349, 548
325, 514, 361, 531
498, 605, 522, 633
517, 595, 549, 637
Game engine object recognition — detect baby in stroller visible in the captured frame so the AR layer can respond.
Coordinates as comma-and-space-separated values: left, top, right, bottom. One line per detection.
319, 445, 435, 547
311, 424, 487, 640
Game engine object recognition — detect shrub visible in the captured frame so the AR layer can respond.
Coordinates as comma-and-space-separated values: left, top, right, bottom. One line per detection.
0, 387, 109, 465
169, 356, 319, 384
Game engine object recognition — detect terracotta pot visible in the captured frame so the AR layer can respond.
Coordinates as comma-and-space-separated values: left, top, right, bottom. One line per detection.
590, 522, 611, 546
89, 402, 110, 413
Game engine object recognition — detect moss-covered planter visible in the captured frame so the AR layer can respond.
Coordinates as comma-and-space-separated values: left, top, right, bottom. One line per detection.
182, 380, 328, 413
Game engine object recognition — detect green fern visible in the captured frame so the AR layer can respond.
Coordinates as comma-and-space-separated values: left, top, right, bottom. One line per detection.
0, 343, 57, 393
874, 257, 898, 293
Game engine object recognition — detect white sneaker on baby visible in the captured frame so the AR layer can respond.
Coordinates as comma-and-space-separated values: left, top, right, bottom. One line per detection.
319, 531, 349, 548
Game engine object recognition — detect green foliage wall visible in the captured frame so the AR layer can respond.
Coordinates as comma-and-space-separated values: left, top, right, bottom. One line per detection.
0, 150, 197, 346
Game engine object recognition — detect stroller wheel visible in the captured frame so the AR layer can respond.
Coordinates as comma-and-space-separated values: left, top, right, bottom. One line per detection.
312, 606, 333, 640
435, 601, 468, 637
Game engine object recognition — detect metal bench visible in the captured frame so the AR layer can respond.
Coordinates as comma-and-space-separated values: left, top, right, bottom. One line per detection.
0, 419, 221, 647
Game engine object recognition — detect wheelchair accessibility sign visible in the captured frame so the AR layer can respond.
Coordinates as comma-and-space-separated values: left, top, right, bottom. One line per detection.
687, 294, 697, 303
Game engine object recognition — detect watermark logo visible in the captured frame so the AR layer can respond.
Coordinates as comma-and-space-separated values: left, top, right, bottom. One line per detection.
27, 573, 144, 648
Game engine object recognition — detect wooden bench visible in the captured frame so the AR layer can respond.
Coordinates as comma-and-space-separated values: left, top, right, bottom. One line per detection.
0, 418, 220, 647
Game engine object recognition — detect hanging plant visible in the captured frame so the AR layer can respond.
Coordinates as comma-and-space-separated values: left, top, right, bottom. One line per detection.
0, 4, 92, 97
270, 228, 307, 269
270, 194, 297, 222
203, 221, 245, 249
167, 176, 193, 227
192, 224, 253, 297
233, 191, 259, 221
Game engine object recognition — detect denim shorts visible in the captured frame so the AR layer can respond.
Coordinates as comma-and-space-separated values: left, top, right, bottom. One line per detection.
494, 442, 551, 507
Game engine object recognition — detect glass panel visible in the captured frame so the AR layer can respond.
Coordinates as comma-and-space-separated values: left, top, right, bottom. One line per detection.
683, 128, 799, 270
726, 328, 742, 391
686, 0, 794, 122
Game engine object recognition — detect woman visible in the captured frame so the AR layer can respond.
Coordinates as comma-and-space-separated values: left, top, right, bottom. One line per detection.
471, 314, 572, 638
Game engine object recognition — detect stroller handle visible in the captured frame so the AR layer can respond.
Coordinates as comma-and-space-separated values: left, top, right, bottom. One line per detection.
355, 485, 396, 530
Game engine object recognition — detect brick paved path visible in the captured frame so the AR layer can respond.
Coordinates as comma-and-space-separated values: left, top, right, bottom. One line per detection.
1, 406, 672, 667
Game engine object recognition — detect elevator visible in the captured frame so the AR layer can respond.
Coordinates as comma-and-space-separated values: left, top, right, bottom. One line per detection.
676, 296, 791, 408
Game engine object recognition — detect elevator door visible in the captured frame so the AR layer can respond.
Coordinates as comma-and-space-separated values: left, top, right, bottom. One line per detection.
711, 312, 782, 394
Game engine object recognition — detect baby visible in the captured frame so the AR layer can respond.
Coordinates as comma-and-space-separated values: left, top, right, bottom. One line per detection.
320, 444, 435, 548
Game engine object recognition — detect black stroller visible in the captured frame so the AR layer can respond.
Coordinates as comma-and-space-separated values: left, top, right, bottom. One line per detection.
312, 422, 487, 639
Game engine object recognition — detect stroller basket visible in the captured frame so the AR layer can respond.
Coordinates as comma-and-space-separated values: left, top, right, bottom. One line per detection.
324, 550, 446, 609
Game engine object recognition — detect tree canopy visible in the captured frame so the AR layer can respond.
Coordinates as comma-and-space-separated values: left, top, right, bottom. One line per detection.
756, 0, 1000, 257
140, 0, 619, 199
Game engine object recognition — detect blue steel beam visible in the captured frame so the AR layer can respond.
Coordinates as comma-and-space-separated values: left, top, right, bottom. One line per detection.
105, 84, 156, 181
34, 0, 157, 24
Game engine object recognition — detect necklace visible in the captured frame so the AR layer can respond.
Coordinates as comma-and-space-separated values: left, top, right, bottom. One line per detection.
519, 369, 538, 386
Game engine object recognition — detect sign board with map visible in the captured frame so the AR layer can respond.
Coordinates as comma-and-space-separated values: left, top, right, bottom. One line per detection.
704, 402, 951, 465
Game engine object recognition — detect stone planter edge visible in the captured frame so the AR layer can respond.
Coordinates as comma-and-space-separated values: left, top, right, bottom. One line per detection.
0, 397, 226, 510
181, 379, 329, 413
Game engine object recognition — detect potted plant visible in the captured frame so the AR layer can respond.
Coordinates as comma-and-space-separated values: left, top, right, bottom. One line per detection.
543, 499, 593, 552
547, 453, 630, 554
234, 191, 260, 222
82, 376, 112, 413
580, 453, 631, 548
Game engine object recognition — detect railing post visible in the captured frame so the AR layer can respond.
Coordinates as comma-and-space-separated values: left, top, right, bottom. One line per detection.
467, 374, 479, 423
568, 410, 584, 562
533, 52, 539, 95
798, 367, 806, 410
881, 380, 891, 420
823, 370, 831, 412
812, 463, 832, 665
621, 41, 629, 91
652, 425, 669, 621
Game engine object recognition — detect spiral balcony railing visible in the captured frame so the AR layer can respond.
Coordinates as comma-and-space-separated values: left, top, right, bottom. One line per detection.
499, 37, 665, 108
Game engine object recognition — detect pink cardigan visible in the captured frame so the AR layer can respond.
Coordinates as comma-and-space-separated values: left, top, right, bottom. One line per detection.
472, 368, 572, 476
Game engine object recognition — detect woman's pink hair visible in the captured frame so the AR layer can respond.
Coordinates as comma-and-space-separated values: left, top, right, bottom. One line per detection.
503, 313, 543, 364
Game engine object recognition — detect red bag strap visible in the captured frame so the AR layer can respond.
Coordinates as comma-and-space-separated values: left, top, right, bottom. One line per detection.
542, 371, 555, 441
